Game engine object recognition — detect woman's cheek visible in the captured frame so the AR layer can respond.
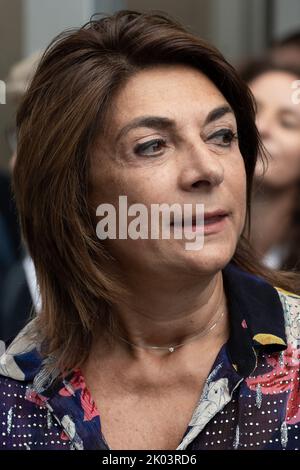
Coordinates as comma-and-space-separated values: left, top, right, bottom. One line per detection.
283, 138, 300, 170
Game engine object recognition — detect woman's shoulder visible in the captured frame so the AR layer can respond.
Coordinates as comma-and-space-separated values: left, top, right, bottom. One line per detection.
0, 373, 33, 413
0, 373, 46, 449
0, 328, 67, 449
274, 287, 300, 347
274, 286, 300, 313
0, 356, 70, 449
0, 373, 42, 417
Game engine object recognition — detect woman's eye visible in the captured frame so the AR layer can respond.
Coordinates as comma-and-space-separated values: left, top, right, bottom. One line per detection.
133, 138, 167, 157
280, 119, 299, 130
207, 128, 238, 147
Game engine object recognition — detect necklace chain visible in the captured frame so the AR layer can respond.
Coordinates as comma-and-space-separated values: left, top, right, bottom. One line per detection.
110, 309, 225, 353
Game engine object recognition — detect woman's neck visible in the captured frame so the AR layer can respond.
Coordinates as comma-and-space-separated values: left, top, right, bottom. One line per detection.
93, 266, 229, 363
250, 181, 298, 256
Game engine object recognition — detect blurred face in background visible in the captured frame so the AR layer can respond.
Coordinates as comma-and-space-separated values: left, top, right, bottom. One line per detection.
249, 71, 300, 189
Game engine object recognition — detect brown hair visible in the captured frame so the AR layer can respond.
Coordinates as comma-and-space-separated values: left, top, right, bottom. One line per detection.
240, 58, 300, 272
13, 10, 300, 374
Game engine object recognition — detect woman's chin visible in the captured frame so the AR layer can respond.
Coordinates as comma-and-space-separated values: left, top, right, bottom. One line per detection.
174, 243, 235, 275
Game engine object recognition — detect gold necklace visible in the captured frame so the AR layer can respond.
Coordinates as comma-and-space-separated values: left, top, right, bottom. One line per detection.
110, 309, 225, 353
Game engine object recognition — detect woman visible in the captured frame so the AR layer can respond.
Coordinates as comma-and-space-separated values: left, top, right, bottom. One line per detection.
241, 60, 300, 271
0, 10, 299, 451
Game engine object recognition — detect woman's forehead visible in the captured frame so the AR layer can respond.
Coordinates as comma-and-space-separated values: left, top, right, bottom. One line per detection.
109, 66, 232, 132
115, 65, 224, 106
250, 71, 299, 106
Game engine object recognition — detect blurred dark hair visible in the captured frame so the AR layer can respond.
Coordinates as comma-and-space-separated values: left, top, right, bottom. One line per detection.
272, 30, 300, 48
240, 57, 300, 84
268, 30, 300, 68
13, 10, 300, 374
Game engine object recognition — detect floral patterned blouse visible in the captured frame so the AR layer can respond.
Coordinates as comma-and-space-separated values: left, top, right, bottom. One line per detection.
0, 262, 300, 450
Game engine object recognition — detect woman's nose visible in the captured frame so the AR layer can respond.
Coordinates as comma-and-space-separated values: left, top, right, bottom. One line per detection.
179, 141, 224, 190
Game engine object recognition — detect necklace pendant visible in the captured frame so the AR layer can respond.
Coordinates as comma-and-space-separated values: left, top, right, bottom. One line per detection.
168, 347, 175, 352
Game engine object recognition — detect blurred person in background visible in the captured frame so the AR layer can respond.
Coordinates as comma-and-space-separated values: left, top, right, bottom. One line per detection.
240, 60, 300, 271
0, 51, 42, 340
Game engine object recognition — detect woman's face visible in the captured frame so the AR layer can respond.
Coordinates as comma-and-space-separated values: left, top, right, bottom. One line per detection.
89, 65, 246, 278
249, 71, 300, 188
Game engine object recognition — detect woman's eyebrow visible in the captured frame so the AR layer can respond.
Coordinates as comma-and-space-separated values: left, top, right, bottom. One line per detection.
115, 116, 175, 143
115, 105, 234, 142
204, 105, 234, 125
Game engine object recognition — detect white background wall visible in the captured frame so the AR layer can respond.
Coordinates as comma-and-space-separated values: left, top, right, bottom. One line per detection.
23, 0, 96, 56
274, 0, 300, 38
21, 0, 126, 57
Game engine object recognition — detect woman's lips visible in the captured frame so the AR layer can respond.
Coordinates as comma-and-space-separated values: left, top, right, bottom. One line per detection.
202, 214, 228, 234
171, 213, 229, 234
